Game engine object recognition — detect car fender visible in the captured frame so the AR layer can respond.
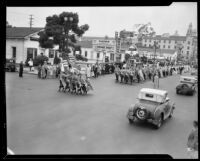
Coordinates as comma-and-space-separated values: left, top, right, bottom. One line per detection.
154, 108, 162, 120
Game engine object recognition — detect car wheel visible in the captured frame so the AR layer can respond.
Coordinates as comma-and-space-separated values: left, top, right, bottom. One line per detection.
155, 115, 163, 129
136, 108, 147, 121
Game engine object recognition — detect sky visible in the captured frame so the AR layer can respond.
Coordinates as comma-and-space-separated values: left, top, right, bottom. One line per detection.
6, 2, 197, 37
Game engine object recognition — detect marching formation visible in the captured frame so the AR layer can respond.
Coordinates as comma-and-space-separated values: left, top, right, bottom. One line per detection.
114, 64, 186, 85
58, 65, 93, 95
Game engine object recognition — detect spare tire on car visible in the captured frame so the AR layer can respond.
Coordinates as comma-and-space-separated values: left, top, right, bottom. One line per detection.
136, 108, 147, 121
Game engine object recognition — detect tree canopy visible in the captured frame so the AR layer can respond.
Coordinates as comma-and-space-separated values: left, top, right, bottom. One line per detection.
38, 12, 89, 57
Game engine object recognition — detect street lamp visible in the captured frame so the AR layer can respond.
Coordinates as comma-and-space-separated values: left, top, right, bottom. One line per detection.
62, 16, 73, 61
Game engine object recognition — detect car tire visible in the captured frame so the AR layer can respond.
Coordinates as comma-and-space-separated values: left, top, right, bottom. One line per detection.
176, 90, 180, 94
155, 115, 163, 129
136, 108, 147, 121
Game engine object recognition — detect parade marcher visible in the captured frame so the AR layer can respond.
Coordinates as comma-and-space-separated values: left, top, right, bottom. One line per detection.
129, 69, 134, 84
136, 68, 140, 83
153, 72, 159, 89
187, 120, 198, 159
28, 58, 33, 71
124, 70, 129, 84
120, 70, 124, 83
19, 61, 24, 78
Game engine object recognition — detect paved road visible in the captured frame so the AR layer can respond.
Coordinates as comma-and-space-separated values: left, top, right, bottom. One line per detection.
6, 72, 198, 158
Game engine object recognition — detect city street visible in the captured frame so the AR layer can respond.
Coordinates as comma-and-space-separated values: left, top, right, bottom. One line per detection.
6, 72, 198, 158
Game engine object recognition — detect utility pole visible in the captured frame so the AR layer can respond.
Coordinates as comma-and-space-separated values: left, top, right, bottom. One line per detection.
29, 15, 34, 29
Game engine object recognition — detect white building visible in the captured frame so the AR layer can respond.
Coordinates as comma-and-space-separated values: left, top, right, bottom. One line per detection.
79, 36, 116, 63
6, 27, 59, 64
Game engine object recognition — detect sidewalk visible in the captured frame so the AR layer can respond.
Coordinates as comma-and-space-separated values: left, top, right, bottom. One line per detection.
16, 67, 38, 75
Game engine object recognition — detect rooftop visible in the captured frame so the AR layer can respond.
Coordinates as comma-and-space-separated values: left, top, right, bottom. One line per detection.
81, 36, 115, 40
138, 47, 176, 54
142, 35, 186, 41
6, 27, 43, 38
140, 88, 168, 96
76, 40, 93, 48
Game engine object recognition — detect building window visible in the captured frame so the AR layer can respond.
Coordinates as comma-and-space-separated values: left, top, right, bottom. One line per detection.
187, 46, 190, 50
85, 51, 87, 57
175, 41, 177, 44
168, 45, 170, 49
169, 40, 171, 43
12, 47, 16, 58
159, 40, 161, 43
163, 40, 166, 43
187, 51, 189, 55
144, 44, 146, 47
97, 53, 100, 58
188, 41, 190, 45
27, 48, 37, 59
49, 49, 54, 58
174, 46, 176, 49
163, 45, 165, 48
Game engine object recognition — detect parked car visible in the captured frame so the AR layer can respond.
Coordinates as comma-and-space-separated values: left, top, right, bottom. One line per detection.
127, 88, 175, 129
5, 58, 16, 72
176, 76, 196, 96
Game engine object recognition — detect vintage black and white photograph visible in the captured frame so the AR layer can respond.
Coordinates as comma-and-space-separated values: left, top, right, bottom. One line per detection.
5, 2, 198, 159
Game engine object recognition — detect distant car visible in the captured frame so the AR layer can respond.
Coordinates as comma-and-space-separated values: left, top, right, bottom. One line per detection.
127, 88, 175, 129
176, 76, 196, 96
5, 58, 16, 72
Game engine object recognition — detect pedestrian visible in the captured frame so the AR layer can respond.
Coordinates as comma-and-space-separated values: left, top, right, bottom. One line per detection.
153, 72, 159, 89
38, 64, 42, 78
28, 58, 33, 71
19, 61, 23, 78
44, 61, 48, 79
187, 120, 198, 159
114, 65, 120, 82
41, 64, 46, 79
136, 69, 140, 83
86, 64, 91, 78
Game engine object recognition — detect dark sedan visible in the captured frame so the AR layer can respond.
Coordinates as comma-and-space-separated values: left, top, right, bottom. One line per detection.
176, 83, 195, 96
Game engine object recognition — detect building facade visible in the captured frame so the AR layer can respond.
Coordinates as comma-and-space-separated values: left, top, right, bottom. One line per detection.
6, 27, 59, 64
79, 36, 116, 63
115, 23, 197, 62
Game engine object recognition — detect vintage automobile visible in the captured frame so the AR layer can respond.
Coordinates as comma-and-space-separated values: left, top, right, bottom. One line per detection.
176, 76, 196, 95
127, 88, 175, 129
5, 58, 16, 72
